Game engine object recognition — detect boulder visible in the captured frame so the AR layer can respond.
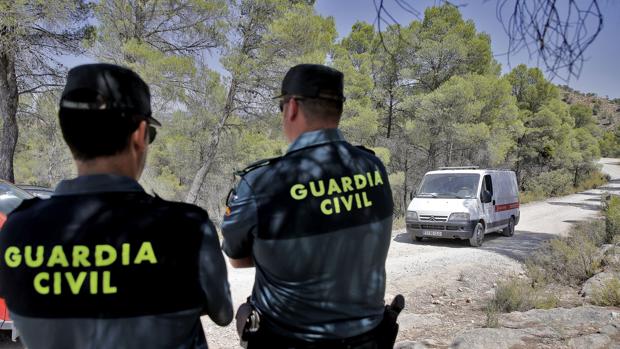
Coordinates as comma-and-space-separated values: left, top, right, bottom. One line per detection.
581, 271, 620, 299
394, 341, 429, 349
450, 306, 620, 348
450, 328, 528, 349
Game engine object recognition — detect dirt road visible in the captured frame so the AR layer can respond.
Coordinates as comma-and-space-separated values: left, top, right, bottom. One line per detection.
203, 159, 620, 348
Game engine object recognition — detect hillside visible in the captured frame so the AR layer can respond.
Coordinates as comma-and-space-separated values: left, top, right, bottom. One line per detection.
560, 85, 620, 129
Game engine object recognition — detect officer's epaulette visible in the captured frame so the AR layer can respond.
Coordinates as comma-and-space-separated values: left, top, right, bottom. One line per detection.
11, 197, 41, 213
355, 145, 376, 155
234, 156, 282, 177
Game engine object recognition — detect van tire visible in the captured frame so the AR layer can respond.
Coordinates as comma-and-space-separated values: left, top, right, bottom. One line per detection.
414, 236, 423, 242
469, 223, 484, 247
502, 217, 515, 237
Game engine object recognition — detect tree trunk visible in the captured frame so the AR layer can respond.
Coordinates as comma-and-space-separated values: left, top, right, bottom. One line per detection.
402, 148, 409, 214
386, 90, 393, 139
185, 77, 239, 204
0, 47, 19, 182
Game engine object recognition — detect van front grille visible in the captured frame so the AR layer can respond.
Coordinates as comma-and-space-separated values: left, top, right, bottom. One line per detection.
419, 215, 448, 222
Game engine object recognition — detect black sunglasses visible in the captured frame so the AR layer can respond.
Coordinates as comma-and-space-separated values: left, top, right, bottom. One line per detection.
148, 125, 157, 144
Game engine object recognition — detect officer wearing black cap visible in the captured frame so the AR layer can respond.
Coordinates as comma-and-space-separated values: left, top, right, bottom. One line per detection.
222, 64, 400, 348
0, 63, 233, 349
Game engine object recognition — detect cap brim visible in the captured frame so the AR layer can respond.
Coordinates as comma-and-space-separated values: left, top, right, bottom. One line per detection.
148, 116, 162, 126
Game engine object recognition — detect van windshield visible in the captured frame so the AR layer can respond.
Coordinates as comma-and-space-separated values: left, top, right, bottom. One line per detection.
416, 173, 480, 199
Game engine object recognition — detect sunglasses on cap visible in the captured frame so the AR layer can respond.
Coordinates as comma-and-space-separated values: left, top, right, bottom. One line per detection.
148, 125, 157, 144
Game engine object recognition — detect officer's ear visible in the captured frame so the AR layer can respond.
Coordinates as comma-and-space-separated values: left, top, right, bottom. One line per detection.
286, 98, 300, 122
131, 120, 148, 153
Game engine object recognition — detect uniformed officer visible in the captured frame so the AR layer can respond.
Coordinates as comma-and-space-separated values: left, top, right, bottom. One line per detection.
222, 64, 398, 348
0, 63, 233, 349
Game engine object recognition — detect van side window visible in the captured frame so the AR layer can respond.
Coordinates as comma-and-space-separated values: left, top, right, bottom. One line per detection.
483, 175, 493, 195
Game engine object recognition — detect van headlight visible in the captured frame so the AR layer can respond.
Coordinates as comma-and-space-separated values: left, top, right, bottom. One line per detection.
406, 211, 418, 221
449, 212, 470, 222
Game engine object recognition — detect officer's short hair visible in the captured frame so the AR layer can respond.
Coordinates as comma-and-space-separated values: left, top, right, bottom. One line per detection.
58, 64, 160, 161
59, 91, 143, 161
276, 64, 346, 122
297, 98, 343, 121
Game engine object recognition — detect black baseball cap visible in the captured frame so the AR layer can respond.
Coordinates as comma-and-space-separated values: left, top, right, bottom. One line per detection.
274, 64, 346, 102
59, 63, 161, 126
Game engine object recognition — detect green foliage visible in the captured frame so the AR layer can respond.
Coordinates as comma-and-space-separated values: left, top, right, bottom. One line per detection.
570, 104, 595, 128
506, 65, 558, 113
488, 278, 559, 315
591, 277, 620, 306
526, 220, 605, 286
523, 170, 573, 197
605, 196, 620, 243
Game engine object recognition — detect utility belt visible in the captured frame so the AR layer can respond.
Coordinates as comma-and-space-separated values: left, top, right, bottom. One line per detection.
235, 295, 405, 349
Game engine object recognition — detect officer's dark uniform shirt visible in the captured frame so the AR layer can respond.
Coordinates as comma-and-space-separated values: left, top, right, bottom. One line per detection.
0, 174, 233, 349
222, 128, 394, 341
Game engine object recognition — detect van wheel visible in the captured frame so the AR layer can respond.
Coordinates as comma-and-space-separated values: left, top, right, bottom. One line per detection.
469, 223, 484, 247
502, 217, 515, 237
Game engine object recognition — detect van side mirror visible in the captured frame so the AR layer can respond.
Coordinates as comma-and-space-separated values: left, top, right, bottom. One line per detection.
481, 190, 492, 203
410, 191, 416, 200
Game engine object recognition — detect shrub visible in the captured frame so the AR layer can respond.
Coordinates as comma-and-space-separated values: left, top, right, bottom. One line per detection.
523, 170, 573, 197
484, 303, 500, 328
520, 170, 607, 204
575, 171, 608, 192
491, 278, 535, 312
488, 278, 559, 315
591, 277, 620, 306
605, 195, 620, 243
525, 220, 604, 286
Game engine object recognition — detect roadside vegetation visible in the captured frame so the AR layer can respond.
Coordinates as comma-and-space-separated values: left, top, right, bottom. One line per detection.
486, 195, 620, 327
520, 170, 608, 204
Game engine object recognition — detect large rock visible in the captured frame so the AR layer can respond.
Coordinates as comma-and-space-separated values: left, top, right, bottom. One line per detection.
581, 271, 620, 299
394, 341, 429, 349
450, 306, 620, 348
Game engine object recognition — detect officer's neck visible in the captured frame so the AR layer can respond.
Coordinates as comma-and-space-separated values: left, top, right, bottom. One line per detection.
75, 153, 141, 180
289, 121, 340, 143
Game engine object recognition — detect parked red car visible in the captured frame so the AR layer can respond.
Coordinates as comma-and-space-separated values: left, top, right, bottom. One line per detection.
0, 180, 34, 341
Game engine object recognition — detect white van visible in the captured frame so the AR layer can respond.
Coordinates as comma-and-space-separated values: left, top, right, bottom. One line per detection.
406, 167, 520, 247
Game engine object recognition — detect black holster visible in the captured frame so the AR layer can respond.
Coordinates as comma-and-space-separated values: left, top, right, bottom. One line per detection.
378, 294, 405, 348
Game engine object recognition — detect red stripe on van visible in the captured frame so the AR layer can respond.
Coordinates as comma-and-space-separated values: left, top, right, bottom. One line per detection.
495, 202, 520, 212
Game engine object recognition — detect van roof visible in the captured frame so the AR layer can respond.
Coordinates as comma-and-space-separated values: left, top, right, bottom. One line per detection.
425, 169, 515, 175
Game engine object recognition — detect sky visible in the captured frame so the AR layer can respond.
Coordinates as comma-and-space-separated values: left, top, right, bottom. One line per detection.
315, 0, 620, 98
61, 0, 620, 98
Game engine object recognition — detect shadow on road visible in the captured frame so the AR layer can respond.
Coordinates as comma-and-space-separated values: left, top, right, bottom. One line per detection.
394, 230, 558, 262
584, 197, 602, 202
481, 231, 557, 262
547, 201, 601, 211
597, 186, 620, 192
394, 232, 468, 248
576, 192, 605, 197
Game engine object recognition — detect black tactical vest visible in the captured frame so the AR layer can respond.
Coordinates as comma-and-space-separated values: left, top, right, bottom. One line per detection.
247, 143, 393, 240
0, 192, 207, 318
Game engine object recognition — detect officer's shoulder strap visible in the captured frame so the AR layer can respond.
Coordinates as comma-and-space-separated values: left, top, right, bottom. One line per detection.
355, 145, 376, 155
12, 197, 42, 213
234, 156, 282, 177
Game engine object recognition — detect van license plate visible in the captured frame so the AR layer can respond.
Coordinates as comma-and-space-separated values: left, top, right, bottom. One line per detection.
423, 231, 442, 237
